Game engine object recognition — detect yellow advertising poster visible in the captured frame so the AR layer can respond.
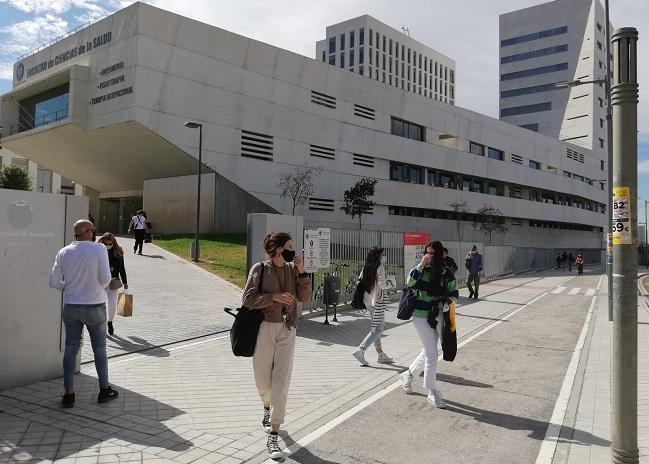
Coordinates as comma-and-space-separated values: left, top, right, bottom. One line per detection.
612, 186, 633, 245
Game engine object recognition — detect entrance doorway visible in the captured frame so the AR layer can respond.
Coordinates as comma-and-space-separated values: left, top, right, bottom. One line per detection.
98, 197, 143, 235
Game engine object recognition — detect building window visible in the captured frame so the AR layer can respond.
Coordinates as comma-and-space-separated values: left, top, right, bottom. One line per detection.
599, 138, 604, 148
391, 117, 425, 142
340, 33, 345, 50
470, 142, 484, 156
350, 30, 355, 48
501, 44, 568, 64
395, 42, 399, 59
500, 102, 552, 117
350, 50, 354, 67
519, 123, 539, 132
359, 47, 364, 64
501, 63, 569, 81
340, 53, 345, 68
329, 37, 336, 54
359, 28, 364, 45
599, 98, 604, 107
329, 55, 335, 65
488, 147, 504, 161
601, 160, 605, 170
37, 168, 53, 193
389, 38, 393, 55
597, 22, 603, 32
597, 41, 602, 50
450, 69, 454, 84
359, 65, 364, 75
529, 160, 541, 170
501, 25, 568, 47
322, 51, 325, 62
382, 35, 386, 51
600, 118, 604, 128
390, 162, 425, 184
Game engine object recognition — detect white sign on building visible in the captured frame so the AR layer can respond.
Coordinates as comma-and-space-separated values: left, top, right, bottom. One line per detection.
303, 228, 331, 273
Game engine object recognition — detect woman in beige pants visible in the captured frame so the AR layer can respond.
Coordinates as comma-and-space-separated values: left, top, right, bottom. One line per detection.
242, 231, 311, 461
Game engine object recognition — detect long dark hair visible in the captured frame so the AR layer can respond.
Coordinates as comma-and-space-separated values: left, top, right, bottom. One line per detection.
429, 241, 446, 283
360, 246, 384, 293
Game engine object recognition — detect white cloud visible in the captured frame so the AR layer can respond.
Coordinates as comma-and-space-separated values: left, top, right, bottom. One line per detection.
639, 160, 649, 174
0, 62, 14, 80
0, 14, 69, 55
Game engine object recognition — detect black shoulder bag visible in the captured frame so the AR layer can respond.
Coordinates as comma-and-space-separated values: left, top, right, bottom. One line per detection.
225, 263, 266, 357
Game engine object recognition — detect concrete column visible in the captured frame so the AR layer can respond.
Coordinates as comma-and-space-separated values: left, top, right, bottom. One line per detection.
610, 27, 639, 464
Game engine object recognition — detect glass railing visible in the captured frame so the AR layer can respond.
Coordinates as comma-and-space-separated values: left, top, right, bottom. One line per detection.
9, 108, 69, 135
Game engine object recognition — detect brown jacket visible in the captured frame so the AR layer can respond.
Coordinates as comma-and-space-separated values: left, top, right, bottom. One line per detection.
242, 260, 312, 324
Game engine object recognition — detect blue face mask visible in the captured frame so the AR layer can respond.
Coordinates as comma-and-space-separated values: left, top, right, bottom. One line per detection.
380, 256, 387, 265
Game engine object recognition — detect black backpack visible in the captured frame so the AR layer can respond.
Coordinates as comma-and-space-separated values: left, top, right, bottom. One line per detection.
351, 279, 366, 310
397, 287, 418, 320
225, 263, 266, 357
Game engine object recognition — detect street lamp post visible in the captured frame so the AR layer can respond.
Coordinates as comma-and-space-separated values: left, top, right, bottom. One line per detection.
184, 121, 203, 262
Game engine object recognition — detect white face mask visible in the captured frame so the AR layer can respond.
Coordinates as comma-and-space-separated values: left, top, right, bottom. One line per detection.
380, 256, 387, 265
105, 244, 113, 250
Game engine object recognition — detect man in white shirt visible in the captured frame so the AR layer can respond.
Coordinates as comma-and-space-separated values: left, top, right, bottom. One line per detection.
49, 219, 119, 408
128, 210, 147, 255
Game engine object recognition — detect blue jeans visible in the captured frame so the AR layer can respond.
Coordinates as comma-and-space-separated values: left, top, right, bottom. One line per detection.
62, 304, 109, 390
359, 321, 384, 350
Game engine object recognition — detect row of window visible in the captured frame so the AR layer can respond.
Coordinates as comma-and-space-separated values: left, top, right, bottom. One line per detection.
500, 101, 552, 117
501, 25, 568, 47
501, 62, 568, 81
388, 161, 605, 213
501, 82, 558, 99
469, 142, 504, 161
390, 117, 425, 142
501, 44, 568, 64
388, 205, 596, 232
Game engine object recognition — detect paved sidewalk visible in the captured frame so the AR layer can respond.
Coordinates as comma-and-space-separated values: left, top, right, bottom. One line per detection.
555, 279, 649, 463
0, 272, 570, 464
81, 238, 242, 361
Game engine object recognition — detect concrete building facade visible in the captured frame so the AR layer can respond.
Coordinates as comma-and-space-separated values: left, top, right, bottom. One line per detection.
316, 15, 456, 105
0, 3, 606, 249
499, 0, 610, 158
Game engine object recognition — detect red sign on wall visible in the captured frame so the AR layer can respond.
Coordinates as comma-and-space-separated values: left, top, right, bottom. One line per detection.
403, 232, 431, 246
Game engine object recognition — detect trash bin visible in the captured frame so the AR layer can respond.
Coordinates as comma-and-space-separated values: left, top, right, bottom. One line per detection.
323, 276, 340, 306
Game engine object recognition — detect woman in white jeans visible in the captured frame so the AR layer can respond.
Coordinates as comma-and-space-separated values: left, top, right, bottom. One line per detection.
97, 233, 128, 336
401, 241, 458, 408
352, 246, 394, 365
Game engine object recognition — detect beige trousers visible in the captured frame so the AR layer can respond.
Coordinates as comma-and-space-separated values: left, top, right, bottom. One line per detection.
253, 321, 296, 425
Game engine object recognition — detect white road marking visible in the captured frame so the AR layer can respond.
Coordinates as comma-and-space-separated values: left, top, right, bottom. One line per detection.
534, 274, 604, 464
568, 287, 581, 295
270, 291, 550, 463
551, 287, 566, 294
585, 288, 596, 297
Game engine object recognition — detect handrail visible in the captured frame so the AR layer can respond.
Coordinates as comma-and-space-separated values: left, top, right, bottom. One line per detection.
16, 21, 93, 62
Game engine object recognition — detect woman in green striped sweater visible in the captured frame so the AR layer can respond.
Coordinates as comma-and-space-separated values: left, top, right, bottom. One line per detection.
400, 240, 459, 408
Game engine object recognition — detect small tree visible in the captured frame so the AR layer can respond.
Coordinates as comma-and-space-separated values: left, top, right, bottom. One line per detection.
0, 165, 32, 191
449, 201, 468, 242
340, 177, 378, 230
276, 166, 322, 215
472, 206, 507, 244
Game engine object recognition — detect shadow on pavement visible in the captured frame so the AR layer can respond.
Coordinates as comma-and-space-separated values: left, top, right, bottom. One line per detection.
281, 432, 341, 464
140, 254, 166, 259
297, 313, 402, 348
0, 373, 192, 462
455, 312, 510, 322
437, 373, 493, 389
444, 400, 610, 446
107, 335, 170, 357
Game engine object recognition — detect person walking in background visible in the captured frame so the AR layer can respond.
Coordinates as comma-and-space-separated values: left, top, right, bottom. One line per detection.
465, 245, 483, 300
352, 246, 394, 366
443, 248, 458, 274
556, 252, 562, 270
97, 233, 128, 336
49, 219, 119, 408
242, 232, 311, 461
561, 251, 568, 270
128, 210, 148, 255
576, 253, 585, 274
401, 241, 459, 408
568, 252, 575, 272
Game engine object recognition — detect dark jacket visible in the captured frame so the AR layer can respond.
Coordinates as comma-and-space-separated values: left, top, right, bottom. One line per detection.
466, 252, 483, 274
108, 249, 127, 284
444, 256, 458, 273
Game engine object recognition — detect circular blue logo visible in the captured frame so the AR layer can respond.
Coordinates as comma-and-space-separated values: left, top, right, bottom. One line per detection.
16, 63, 24, 81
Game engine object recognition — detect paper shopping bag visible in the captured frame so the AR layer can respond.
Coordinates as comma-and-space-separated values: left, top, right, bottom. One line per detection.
117, 293, 133, 317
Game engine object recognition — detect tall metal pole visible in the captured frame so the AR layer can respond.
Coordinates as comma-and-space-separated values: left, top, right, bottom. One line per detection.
610, 27, 639, 464
193, 124, 203, 262
605, 0, 614, 321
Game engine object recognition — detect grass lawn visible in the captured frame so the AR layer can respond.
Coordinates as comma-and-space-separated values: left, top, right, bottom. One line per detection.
154, 234, 248, 288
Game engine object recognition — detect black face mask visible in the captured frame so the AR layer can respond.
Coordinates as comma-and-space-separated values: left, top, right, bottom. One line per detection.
282, 249, 295, 262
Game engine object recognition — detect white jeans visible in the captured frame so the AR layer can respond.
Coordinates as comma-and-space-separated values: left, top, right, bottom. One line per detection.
106, 288, 121, 321
409, 312, 443, 390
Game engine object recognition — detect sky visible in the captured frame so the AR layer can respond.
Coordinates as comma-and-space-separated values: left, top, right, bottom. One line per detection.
0, 0, 648, 215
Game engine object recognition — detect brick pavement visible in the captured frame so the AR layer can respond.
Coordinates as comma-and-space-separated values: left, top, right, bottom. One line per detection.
0, 273, 567, 464
81, 238, 242, 362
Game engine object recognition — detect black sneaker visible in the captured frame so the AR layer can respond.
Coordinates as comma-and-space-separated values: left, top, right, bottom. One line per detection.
468, 291, 474, 299
262, 407, 271, 433
61, 392, 75, 409
267, 432, 283, 461
107, 321, 114, 336
97, 386, 118, 404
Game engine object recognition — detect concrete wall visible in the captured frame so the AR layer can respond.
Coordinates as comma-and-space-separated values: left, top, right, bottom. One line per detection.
0, 188, 88, 390
247, 214, 304, 272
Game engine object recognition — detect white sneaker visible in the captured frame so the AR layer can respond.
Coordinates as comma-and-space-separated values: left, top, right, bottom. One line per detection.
400, 370, 414, 394
427, 389, 446, 408
352, 349, 369, 366
267, 432, 283, 461
377, 352, 394, 364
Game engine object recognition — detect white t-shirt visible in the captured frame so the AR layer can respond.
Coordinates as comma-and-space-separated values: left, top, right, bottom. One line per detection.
131, 215, 146, 229
49, 241, 112, 305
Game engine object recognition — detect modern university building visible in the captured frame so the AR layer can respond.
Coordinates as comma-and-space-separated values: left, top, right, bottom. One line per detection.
0, 2, 606, 250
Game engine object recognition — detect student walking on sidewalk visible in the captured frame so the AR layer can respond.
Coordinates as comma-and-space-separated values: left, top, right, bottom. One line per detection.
48, 219, 119, 408
242, 232, 311, 461
401, 241, 459, 408
97, 233, 128, 336
465, 245, 482, 299
352, 247, 395, 366
128, 210, 147, 255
